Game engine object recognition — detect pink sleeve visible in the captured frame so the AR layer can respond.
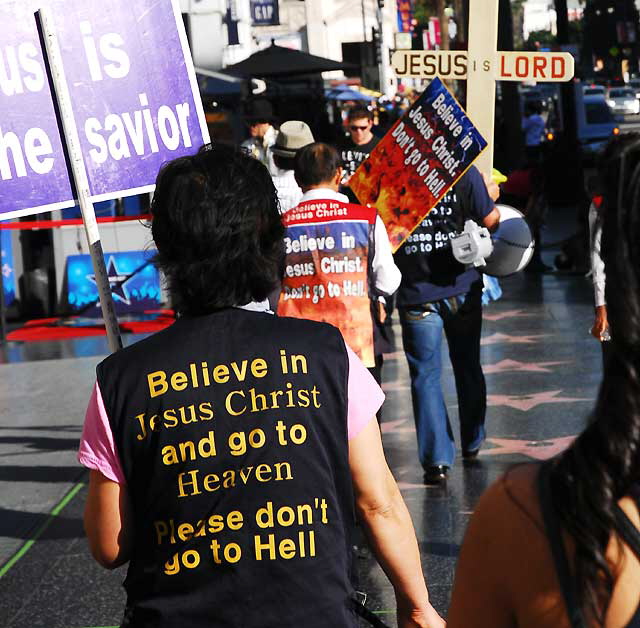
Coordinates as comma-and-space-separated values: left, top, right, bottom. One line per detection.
346, 344, 385, 440
78, 382, 126, 484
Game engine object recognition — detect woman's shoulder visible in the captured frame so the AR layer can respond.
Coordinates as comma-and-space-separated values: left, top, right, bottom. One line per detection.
474, 463, 545, 533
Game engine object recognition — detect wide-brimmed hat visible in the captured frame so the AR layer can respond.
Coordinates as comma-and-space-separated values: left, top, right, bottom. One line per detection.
244, 98, 276, 124
271, 120, 315, 158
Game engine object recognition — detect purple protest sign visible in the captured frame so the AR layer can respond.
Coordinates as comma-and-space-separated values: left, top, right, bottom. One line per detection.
0, 0, 209, 221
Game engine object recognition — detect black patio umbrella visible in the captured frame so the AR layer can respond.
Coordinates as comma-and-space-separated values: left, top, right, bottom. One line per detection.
225, 42, 357, 78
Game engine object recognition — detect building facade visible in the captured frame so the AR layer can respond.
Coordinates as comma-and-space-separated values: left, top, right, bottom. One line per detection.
181, 0, 401, 94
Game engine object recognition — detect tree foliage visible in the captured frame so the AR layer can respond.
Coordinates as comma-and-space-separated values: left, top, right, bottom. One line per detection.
413, 0, 436, 25
526, 28, 556, 49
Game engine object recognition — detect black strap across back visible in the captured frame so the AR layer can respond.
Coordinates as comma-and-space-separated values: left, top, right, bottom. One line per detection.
538, 462, 640, 628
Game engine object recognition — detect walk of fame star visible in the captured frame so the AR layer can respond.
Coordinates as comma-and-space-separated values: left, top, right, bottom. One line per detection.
483, 309, 533, 322
380, 418, 416, 434
483, 359, 567, 374
397, 481, 428, 490
87, 257, 132, 305
481, 332, 549, 345
381, 350, 406, 361
479, 435, 577, 460
487, 389, 592, 411
382, 379, 411, 392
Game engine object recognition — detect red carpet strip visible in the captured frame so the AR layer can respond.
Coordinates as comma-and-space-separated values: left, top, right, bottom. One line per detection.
7, 310, 175, 342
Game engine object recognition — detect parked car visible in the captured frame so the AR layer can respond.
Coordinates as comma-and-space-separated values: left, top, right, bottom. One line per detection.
537, 82, 560, 106
520, 86, 548, 112
627, 78, 640, 100
583, 85, 606, 97
577, 88, 620, 160
606, 87, 640, 115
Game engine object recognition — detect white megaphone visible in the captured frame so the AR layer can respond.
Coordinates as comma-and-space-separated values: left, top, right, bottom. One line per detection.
451, 205, 534, 277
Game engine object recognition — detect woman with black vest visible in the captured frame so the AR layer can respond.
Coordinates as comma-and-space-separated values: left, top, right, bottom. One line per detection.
78, 144, 444, 628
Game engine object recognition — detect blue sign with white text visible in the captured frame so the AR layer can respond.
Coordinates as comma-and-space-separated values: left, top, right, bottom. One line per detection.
250, 0, 279, 26
0, 0, 209, 222
66, 250, 160, 315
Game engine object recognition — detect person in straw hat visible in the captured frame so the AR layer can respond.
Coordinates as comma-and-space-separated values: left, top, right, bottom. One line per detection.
270, 120, 315, 213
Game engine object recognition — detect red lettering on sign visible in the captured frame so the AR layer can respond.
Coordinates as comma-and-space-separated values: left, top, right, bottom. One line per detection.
500, 55, 512, 78
516, 56, 528, 78
552, 57, 565, 79
534, 56, 546, 78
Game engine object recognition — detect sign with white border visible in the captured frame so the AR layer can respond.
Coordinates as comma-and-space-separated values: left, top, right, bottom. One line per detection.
0, 0, 209, 221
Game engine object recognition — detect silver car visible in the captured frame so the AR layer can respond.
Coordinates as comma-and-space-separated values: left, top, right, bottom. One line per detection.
628, 78, 640, 99
607, 87, 640, 115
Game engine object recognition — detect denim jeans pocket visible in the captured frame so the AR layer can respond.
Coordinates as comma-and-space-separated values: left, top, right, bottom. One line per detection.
402, 306, 434, 321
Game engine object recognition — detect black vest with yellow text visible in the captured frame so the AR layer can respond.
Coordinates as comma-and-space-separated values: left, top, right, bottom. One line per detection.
97, 309, 356, 628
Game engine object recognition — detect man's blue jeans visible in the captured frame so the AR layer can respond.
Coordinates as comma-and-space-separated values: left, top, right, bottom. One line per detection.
399, 285, 486, 469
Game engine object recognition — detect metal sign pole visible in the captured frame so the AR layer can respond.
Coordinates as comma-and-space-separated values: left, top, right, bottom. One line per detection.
37, 7, 123, 353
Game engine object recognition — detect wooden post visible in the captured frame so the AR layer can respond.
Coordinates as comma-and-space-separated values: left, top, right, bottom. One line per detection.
466, 0, 499, 175
390, 0, 574, 175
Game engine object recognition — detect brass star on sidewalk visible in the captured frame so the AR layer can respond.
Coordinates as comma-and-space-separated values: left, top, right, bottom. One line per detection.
487, 389, 592, 411
483, 309, 534, 322
484, 359, 567, 374
481, 332, 550, 345
480, 435, 577, 460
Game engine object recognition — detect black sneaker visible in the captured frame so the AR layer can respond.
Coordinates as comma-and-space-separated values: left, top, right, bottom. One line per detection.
423, 465, 448, 485
462, 448, 480, 460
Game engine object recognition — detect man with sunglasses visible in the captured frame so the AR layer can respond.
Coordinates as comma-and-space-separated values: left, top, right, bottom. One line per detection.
337, 106, 379, 192
336, 107, 394, 392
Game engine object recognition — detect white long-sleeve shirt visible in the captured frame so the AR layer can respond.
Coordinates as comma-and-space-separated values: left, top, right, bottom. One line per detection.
293, 188, 402, 297
588, 201, 606, 307
272, 168, 303, 214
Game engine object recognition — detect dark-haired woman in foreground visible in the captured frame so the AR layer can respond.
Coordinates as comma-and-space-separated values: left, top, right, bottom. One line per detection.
447, 134, 640, 627
78, 144, 444, 628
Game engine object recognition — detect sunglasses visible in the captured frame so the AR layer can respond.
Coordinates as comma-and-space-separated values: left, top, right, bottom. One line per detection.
350, 125, 369, 131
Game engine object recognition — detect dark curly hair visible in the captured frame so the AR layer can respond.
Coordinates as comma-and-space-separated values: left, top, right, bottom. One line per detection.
151, 144, 284, 314
549, 133, 640, 624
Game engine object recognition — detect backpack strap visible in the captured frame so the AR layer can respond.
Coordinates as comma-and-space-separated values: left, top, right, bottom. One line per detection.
537, 462, 587, 628
613, 495, 640, 559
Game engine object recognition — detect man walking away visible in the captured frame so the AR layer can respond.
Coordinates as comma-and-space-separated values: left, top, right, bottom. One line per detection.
394, 167, 500, 484
278, 142, 400, 386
